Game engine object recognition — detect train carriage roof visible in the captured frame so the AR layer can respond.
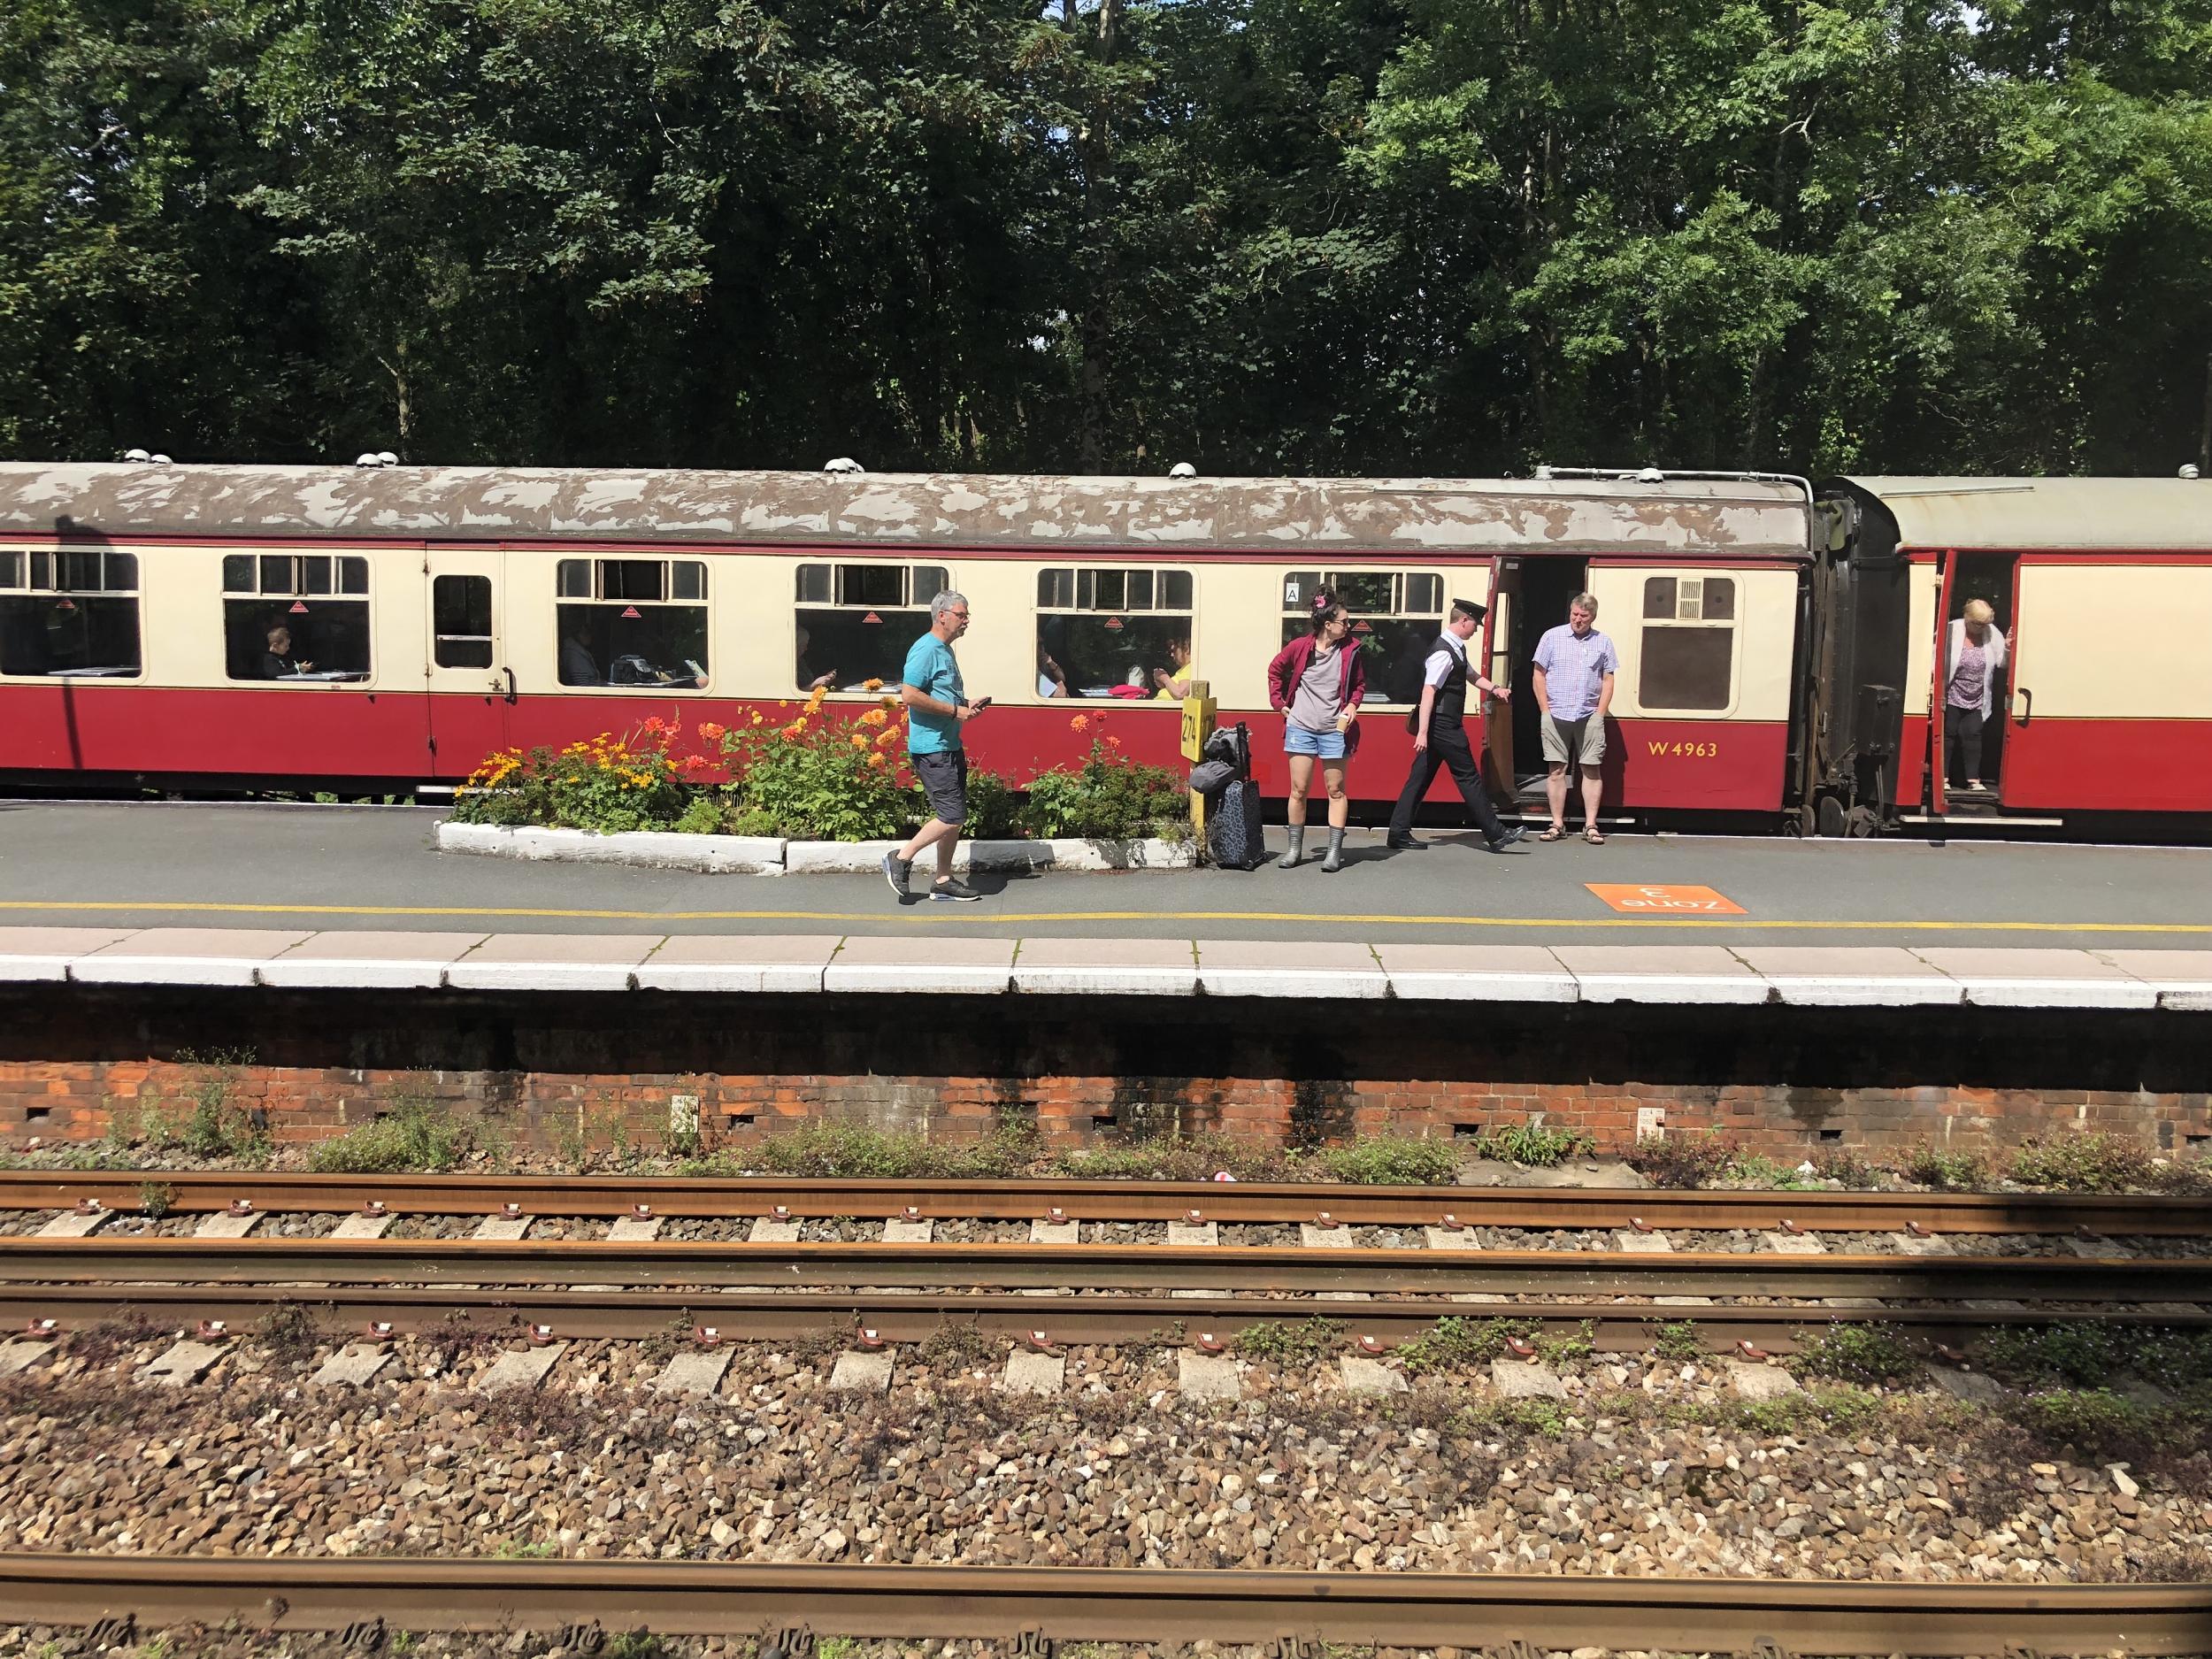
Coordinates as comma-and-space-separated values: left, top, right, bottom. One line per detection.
1845, 477, 2210, 551
0, 464, 1813, 557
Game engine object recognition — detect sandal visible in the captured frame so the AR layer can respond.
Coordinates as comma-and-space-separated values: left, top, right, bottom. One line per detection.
1584, 827, 1606, 845
1538, 825, 1568, 842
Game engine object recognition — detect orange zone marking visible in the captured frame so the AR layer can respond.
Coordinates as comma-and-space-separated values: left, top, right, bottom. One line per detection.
1586, 883, 1747, 916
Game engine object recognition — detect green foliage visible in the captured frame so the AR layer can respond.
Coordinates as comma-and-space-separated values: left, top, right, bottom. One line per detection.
169, 1048, 269, 1164
721, 706, 921, 841
138, 1181, 174, 1220
1625, 1132, 1735, 1189
309, 1094, 475, 1174
1237, 1317, 1347, 1367
1397, 1317, 1527, 1377
2008, 1133, 2156, 1193
1463, 1123, 1593, 1167
1981, 1323, 2212, 1393
608, 1633, 666, 1659
1810, 1149, 1881, 1190
1020, 722, 1188, 841
1786, 1323, 1922, 1386
1654, 1320, 1702, 1363
1723, 1152, 1819, 1190
2006, 1389, 2167, 1464
1906, 1143, 1989, 1192
744, 1120, 1036, 1180
1300, 1136, 1459, 1186
1052, 1134, 1290, 1183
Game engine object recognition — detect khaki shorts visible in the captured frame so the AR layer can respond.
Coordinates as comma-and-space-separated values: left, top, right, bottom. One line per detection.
1541, 713, 1605, 771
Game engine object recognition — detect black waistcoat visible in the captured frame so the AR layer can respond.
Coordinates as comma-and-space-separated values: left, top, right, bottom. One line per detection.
1429, 635, 1471, 728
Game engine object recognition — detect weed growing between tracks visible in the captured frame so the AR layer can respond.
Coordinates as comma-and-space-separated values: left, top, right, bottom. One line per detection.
310, 1094, 488, 1175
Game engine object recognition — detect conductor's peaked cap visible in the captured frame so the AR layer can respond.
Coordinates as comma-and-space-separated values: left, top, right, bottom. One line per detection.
1450, 597, 1488, 622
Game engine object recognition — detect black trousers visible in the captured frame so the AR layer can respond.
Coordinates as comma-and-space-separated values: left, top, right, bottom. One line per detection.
1388, 718, 1507, 842
1944, 705, 1985, 784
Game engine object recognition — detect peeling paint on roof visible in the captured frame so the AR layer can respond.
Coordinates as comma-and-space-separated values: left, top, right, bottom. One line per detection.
0, 464, 1816, 557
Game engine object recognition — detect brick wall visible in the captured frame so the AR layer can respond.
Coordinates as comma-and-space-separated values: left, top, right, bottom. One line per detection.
0, 985, 2206, 1158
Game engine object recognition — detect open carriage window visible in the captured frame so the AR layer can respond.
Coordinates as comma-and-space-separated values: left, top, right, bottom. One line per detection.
1279, 570, 1444, 705
222, 553, 370, 682
1639, 574, 1736, 710
1034, 566, 1194, 700
556, 557, 709, 689
794, 563, 949, 692
0, 548, 142, 679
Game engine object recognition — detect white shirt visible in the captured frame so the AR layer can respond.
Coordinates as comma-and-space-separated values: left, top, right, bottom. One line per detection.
1422, 633, 1474, 689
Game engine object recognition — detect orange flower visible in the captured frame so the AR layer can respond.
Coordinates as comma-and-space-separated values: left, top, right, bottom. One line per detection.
873, 726, 900, 749
1105, 735, 1123, 749
863, 678, 884, 691
698, 722, 726, 742
878, 696, 898, 712
866, 751, 887, 769
780, 722, 804, 739
858, 709, 887, 728
804, 686, 827, 711
1071, 714, 1090, 732
850, 733, 868, 749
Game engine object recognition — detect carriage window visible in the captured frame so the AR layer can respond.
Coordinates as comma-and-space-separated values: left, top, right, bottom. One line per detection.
433, 575, 494, 669
1639, 575, 1736, 710
793, 563, 950, 693
1034, 566, 1195, 700
1279, 570, 1445, 705
555, 557, 709, 689
223, 554, 371, 682
0, 548, 142, 679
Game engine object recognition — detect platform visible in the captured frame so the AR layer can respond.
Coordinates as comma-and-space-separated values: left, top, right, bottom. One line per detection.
2, 802, 2211, 951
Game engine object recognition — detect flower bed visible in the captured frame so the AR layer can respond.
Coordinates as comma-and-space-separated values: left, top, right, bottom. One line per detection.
449, 698, 1193, 847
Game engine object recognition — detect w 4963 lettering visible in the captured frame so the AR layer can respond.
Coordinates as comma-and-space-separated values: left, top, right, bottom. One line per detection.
1647, 739, 1720, 757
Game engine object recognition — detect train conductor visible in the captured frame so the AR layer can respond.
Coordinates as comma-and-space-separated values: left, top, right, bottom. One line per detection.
1385, 597, 1527, 853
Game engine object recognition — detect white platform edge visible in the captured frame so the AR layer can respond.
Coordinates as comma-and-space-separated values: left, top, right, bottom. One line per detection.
1012, 968, 1204, 995
1198, 969, 1393, 1000
69, 957, 268, 988
1386, 972, 1580, 1003
0, 956, 74, 983
1754, 977, 1965, 1009
634, 965, 830, 994
823, 965, 1015, 995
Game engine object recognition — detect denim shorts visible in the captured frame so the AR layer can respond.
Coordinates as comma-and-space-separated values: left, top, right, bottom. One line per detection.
1284, 724, 1348, 761
913, 749, 968, 826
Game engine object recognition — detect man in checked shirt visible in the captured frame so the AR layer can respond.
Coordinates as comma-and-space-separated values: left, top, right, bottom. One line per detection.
1530, 592, 1618, 844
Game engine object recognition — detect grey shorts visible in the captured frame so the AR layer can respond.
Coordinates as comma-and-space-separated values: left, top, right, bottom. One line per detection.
914, 749, 968, 826
1541, 713, 1606, 771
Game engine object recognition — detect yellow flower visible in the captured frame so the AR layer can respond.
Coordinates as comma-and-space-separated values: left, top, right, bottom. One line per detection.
850, 733, 868, 749
866, 752, 887, 769
858, 709, 887, 728
864, 678, 884, 691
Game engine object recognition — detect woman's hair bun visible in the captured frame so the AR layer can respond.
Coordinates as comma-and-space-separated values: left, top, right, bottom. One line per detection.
1310, 588, 1335, 616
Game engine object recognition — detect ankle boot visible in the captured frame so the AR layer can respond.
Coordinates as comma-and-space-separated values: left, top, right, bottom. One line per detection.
1278, 826, 1305, 869
1320, 827, 1346, 872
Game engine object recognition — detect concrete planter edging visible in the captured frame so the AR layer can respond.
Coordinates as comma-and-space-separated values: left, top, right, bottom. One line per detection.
436, 821, 1194, 875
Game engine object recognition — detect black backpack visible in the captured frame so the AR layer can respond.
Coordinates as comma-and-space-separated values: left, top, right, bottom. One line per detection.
1200, 722, 1265, 870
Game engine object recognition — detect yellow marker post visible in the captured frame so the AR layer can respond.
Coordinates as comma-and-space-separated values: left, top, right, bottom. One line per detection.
1179, 679, 1217, 853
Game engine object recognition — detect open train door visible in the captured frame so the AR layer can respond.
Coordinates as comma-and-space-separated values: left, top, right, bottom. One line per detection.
1481, 556, 1521, 800
424, 546, 515, 780
1925, 549, 1959, 817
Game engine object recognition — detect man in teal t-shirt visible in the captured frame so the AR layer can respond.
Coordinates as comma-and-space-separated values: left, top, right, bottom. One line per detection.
884, 591, 990, 903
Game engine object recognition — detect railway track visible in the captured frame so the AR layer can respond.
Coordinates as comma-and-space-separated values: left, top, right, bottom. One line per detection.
5, 1556, 2208, 1653
8, 1170, 2207, 1234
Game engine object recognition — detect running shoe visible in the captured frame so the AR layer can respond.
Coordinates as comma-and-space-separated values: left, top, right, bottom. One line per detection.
881, 851, 911, 900
931, 875, 983, 902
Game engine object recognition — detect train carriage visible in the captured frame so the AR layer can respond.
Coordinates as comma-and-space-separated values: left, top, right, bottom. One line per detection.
0, 460, 2204, 834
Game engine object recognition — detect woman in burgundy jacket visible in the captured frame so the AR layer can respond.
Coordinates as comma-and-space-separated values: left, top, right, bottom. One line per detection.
1266, 590, 1367, 872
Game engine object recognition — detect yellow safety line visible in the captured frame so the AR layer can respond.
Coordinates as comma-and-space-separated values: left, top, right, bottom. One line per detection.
2, 898, 2210, 933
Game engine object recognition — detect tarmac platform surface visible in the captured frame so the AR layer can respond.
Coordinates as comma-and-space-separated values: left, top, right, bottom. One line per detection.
1, 802, 2209, 952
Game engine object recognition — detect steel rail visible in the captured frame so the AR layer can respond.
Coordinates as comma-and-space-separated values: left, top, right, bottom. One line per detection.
4, 1171, 2203, 1233
2, 1555, 2208, 1652
2, 1237, 2208, 1301
4, 1282, 2204, 1348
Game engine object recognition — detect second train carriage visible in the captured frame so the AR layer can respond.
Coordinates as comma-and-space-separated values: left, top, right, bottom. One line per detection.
0, 462, 2204, 833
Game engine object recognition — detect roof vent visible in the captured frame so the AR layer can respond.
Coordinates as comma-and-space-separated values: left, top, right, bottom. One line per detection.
354, 452, 386, 468
377, 450, 398, 466
122, 449, 151, 464
1532, 464, 1554, 480
1168, 462, 1196, 479
1636, 466, 1664, 483
823, 457, 865, 475
2184, 465, 2201, 480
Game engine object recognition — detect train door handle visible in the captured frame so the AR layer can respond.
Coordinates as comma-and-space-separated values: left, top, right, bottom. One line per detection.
501, 666, 518, 704
2012, 687, 2032, 725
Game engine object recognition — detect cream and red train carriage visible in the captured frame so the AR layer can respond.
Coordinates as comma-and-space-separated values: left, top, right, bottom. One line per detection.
0, 461, 2202, 833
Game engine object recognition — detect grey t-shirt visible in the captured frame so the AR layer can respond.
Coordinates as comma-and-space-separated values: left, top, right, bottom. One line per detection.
1288, 643, 1343, 733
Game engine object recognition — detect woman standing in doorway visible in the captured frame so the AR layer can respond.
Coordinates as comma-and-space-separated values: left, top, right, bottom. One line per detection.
1944, 598, 2008, 792
1267, 590, 1365, 872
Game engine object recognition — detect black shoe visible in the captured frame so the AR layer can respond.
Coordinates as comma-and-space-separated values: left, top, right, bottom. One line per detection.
1385, 834, 1425, 850
881, 851, 912, 899
931, 875, 983, 902
1486, 825, 1527, 853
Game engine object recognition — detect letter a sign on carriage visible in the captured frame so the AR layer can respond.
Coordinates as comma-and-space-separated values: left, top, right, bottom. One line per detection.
1586, 884, 1746, 915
